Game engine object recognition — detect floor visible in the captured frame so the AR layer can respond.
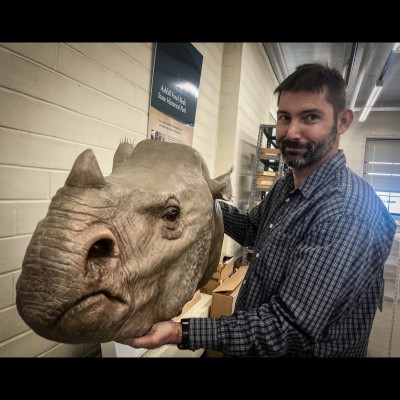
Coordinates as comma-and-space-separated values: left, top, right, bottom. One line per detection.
368, 298, 400, 357
367, 239, 400, 357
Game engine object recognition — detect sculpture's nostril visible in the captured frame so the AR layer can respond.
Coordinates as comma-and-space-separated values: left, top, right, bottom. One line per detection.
88, 239, 114, 259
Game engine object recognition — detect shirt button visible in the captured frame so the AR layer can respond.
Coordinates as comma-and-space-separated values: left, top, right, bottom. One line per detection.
269, 223, 273, 228
242, 279, 246, 286
256, 253, 260, 258
285, 198, 290, 202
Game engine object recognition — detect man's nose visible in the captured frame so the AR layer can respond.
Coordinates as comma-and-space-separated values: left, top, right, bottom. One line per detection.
286, 119, 302, 140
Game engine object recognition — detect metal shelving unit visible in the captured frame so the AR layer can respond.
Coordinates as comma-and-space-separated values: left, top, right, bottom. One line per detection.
242, 124, 288, 265
248, 124, 285, 209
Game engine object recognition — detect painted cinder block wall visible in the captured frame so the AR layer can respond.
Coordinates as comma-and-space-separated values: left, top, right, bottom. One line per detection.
0, 42, 226, 357
215, 43, 279, 256
0, 42, 155, 357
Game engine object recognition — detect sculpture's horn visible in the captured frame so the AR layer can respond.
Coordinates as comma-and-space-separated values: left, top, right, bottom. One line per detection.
65, 149, 106, 188
112, 142, 134, 172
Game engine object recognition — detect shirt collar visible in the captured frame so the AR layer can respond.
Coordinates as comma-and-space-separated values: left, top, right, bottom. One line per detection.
284, 150, 347, 200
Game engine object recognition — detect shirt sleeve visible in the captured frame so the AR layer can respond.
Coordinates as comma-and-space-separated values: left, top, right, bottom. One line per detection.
218, 200, 263, 247
187, 214, 392, 357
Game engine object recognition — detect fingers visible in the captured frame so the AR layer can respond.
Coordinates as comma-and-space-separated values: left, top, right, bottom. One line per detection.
116, 329, 160, 349
116, 320, 179, 350
117, 338, 141, 348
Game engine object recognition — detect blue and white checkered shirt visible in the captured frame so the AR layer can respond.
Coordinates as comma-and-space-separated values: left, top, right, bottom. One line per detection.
188, 150, 396, 357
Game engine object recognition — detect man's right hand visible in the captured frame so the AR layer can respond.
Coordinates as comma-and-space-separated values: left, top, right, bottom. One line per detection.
118, 320, 182, 350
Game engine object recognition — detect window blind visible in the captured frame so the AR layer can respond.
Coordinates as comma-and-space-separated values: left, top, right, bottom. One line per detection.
363, 139, 400, 192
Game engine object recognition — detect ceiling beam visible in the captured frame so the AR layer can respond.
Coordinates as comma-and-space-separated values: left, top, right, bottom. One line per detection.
349, 43, 374, 109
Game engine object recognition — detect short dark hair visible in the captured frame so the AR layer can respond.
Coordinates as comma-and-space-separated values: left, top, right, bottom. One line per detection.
274, 61, 347, 118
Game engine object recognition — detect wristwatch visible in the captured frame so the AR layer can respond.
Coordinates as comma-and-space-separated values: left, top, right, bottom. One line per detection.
177, 318, 190, 350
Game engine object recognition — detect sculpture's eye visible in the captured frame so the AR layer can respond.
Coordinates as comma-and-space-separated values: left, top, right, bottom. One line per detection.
88, 239, 112, 258
164, 207, 180, 222
161, 206, 182, 239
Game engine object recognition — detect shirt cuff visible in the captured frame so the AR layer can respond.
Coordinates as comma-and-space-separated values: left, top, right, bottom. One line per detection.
187, 317, 220, 351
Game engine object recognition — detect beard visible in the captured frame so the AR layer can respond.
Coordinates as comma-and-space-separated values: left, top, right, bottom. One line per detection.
278, 125, 338, 169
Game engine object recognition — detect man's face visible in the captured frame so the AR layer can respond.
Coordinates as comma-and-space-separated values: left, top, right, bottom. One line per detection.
276, 90, 339, 169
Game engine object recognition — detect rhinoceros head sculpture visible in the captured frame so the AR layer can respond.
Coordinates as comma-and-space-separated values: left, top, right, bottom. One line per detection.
16, 139, 233, 344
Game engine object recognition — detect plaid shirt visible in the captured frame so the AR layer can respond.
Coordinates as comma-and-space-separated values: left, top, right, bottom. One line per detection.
188, 150, 396, 357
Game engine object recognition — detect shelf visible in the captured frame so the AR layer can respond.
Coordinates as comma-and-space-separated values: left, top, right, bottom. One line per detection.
258, 154, 281, 161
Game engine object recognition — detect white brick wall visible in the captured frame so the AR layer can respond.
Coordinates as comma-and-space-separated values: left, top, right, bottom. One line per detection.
82, 43, 151, 91
17, 201, 50, 234
215, 43, 243, 256
1, 43, 57, 68
0, 42, 225, 357
0, 235, 32, 274
0, 42, 155, 357
0, 91, 55, 136
215, 43, 242, 181
0, 272, 14, 309
191, 43, 224, 178
57, 44, 103, 90
0, 203, 17, 237
234, 43, 279, 209
0, 306, 30, 342
215, 43, 279, 256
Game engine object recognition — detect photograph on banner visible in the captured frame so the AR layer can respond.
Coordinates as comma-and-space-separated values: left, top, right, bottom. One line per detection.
148, 42, 203, 147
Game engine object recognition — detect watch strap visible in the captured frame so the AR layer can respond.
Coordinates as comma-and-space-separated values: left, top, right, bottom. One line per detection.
177, 318, 190, 350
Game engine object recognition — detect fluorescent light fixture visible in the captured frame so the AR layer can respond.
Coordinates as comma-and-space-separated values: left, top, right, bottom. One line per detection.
366, 173, 400, 176
368, 162, 400, 165
359, 80, 383, 122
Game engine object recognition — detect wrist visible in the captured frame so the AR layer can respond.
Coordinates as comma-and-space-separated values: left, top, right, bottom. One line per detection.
177, 318, 190, 350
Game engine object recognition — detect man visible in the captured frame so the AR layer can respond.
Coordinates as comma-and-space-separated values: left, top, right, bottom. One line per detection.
121, 62, 396, 357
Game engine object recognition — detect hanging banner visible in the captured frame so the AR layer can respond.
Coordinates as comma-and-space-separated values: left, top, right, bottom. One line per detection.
148, 42, 203, 147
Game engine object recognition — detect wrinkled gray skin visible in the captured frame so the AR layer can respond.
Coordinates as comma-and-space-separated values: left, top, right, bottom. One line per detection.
16, 139, 233, 344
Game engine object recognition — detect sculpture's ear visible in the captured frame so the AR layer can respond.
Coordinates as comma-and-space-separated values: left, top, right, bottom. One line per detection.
208, 167, 234, 200
112, 142, 134, 172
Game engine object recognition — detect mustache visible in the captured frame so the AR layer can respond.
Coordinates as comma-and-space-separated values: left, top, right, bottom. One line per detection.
279, 140, 311, 150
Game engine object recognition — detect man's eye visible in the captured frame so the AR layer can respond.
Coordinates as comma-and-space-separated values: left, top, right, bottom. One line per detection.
278, 115, 289, 121
307, 114, 318, 121
164, 208, 180, 222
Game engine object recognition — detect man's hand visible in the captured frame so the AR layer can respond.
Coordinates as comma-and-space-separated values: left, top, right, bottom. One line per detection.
118, 320, 182, 349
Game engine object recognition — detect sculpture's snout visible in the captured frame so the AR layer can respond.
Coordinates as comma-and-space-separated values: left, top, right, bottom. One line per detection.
83, 226, 120, 276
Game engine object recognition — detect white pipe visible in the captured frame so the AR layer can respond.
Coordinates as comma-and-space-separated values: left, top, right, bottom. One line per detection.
349, 43, 374, 109
275, 43, 289, 79
353, 107, 400, 112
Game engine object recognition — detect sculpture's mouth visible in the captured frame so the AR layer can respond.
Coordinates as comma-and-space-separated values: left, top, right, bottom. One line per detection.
55, 290, 128, 327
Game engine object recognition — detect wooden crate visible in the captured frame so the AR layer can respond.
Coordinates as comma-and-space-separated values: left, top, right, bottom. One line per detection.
260, 148, 281, 156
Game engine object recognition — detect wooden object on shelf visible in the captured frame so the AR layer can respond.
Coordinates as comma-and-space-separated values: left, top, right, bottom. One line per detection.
260, 148, 281, 156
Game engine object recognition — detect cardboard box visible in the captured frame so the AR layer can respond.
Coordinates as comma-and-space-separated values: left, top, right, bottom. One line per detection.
199, 276, 220, 295
200, 254, 236, 295
206, 349, 223, 358
175, 290, 201, 318
210, 266, 248, 318
206, 266, 248, 358
216, 254, 236, 282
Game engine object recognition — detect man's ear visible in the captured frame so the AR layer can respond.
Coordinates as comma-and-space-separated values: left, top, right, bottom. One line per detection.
337, 108, 354, 135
